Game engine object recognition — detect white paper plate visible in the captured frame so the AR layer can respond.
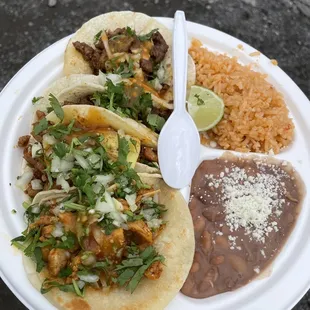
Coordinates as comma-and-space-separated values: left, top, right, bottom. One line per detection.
0, 17, 310, 310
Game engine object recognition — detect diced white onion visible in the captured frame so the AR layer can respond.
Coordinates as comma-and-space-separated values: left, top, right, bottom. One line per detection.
31, 143, 43, 158
95, 192, 115, 214
78, 273, 99, 283
152, 78, 163, 91
31, 179, 43, 190
42, 134, 57, 148
87, 153, 101, 166
125, 193, 137, 212
147, 218, 163, 229
92, 182, 102, 194
31, 205, 41, 214
51, 156, 61, 172
56, 174, 70, 192
52, 222, 64, 238
123, 187, 131, 194
16, 170, 33, 190
110, 211, 127, 225
74, 154, 90, 170
106, 73, 122, 85
65, 154, 75, 162
141, 208, 155, 222
113, 198, 123, 211
81, 252, 96, 266
94, 174, 114, 186
51, 156, 74, 173
157, 65, 165, 82
98, 71, 107, 86
77, 280, 85, 289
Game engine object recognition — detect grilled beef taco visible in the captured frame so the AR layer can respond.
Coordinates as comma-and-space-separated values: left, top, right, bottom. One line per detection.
63, 11, 196, 106
13, 100, 195, 309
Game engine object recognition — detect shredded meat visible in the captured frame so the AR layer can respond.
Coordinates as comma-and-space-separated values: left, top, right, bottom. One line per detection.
23, 146, 45, 172
127, 220, 153, 244
106, 28, 126, 39
130, 37, 141, 52
158, 83, 170, 98
41, 246, 51, 262
73, 41, 95, 62
33, 168, 44, 180
140, 59, 153, 73
73, 41, 107, 74
63, 95, 94, 106
31, 133, 43, 143
36, 110, 46, 120
30, 215, 56, 229
24, 183, 40, 198
40, 225, 54, 240
150, 31, 169, 63
109, 36, 135, 54
144, 261, 163, 280
116, 198, 130, 211
18, 135, 30, 147
58, 212, 77, 233
100, 228, 126, 260
141, 147, 158, 162
47, 248, 69, 277
83, 234, 101, 255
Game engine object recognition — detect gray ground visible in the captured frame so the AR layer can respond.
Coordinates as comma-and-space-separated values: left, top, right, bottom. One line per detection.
0, 0, 309, 309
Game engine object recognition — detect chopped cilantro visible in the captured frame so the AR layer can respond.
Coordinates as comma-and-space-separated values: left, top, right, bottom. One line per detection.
137, 28, 158, 42
117, 136, 129, 165
33, 118, 48, 135
146, 113, 166, 131
24, 228, 41, 257
48, 119, 78, 139
53, 142, 69, 158
124, 210, 144, 222
114, 59, 134, 78
114, 246, 164, 293
126, 27, 136, 37
99, 216, 116, 235
32, 96, 43, 104
58, 266, 73, 278
94, 30, 103, 44
63, 202, 87, 211
55, 232, 76, 250
41, 279, 83, 297
34, 247, 45, 272
48, 94, 64, 121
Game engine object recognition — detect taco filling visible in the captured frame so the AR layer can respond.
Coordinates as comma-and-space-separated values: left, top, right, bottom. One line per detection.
62, 77, 172, 134
13, 100, 167, 296
73, 27, 170, 98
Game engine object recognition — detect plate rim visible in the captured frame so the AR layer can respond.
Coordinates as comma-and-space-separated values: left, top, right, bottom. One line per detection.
0, 16, 309, 310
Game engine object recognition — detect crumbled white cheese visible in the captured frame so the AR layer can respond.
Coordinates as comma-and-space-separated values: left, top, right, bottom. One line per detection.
205, 163, 288, 243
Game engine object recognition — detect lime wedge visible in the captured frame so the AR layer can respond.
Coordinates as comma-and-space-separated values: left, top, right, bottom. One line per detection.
187, 85, 224, 131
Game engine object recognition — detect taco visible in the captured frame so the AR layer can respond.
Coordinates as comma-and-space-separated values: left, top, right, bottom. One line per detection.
63, 11, 196, 106
13, 102, 194, 310
39, 72, 175, 169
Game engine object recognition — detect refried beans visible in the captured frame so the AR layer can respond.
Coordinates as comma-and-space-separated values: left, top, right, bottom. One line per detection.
181, 153, 304, 299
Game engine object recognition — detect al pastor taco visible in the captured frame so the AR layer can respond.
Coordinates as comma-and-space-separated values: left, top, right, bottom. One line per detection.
12, 98, 195, 310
